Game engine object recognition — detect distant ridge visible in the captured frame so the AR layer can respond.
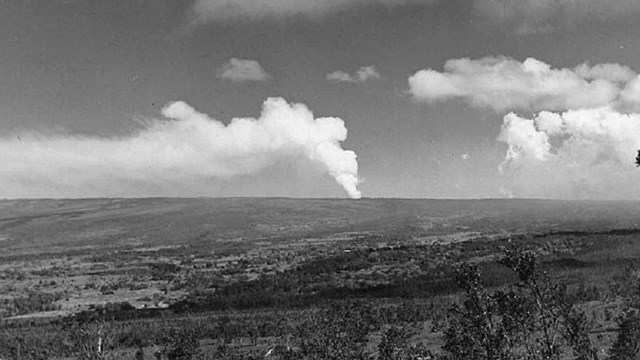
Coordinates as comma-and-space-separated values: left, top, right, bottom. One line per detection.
1, 197, 639, 257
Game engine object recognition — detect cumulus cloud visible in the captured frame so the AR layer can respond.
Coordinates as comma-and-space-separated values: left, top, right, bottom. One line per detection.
497, 107, 640, 199
191, 0, 428, 23
411, 56, 640, 198
474, 0, 640, 34
327, 66, 381, 83
621, 76, 640, 105
0, 98, 361, 199
216, 58, 271, 83
326, 71, 354, 83
498, 113, 552, 164
409, 56, 638, 112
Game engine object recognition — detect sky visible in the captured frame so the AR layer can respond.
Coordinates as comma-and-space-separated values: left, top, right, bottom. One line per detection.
2, 0, 640, 199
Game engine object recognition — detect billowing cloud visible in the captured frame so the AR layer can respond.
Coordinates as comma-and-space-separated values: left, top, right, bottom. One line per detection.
412, 56, 640, 199
621, 76, 640, 106
0, 98, 361, 199
409, 56, 638, 112
191, 0, 428, 23
216, 58, 271, 83
474, 0, 640, 34
327, 66, 381, 83
498, 107, 640, 199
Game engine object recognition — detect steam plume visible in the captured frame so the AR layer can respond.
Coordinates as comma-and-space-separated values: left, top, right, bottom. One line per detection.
0, 98, 361, 199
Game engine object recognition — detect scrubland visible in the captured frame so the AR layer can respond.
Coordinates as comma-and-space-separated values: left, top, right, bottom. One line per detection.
1, 198, 640, 359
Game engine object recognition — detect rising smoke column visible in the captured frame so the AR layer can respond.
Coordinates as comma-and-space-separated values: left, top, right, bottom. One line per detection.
0, 98, 362, 199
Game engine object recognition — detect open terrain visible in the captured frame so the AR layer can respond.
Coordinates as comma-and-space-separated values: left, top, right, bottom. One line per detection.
2, 198, 640, 359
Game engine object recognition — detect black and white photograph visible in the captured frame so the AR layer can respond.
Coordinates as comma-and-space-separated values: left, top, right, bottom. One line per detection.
2, 0, 640, 358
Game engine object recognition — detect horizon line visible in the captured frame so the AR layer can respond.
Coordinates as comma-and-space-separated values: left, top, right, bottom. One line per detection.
0, 196, 636, 203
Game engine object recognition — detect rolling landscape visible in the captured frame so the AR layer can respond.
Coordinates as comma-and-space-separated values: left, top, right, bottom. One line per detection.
2, 198, 640, 359
5, 0, 640, 359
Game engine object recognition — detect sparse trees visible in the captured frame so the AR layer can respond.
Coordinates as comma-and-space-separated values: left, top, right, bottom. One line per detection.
379, 326, 412, 360
607, 310, 640, 360
7, 246, 640, 360
442, 248, 599, 360
155, 326, 203, 360
608, 277, 640, 360
293, 301, 378, 360
378, 325, 435, 360
70, 320, 119, 360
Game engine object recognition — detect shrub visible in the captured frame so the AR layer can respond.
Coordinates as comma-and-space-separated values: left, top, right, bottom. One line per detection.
155, 327, 203, 360
441, 248, 598, 360
378, 325, 436, 360
608, 278, 640, 360
294, 301, 378, 360
69, 320, 120, 360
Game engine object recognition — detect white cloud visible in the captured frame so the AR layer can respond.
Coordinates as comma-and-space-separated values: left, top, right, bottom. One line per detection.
191, 0, 428, 23
327, 66, 381, 83
327, 71, 354, 83
0, 98, 361, 199
621, 76, 640, 106
498, 112, 552, 164
216, 58, 271, 83
411, 56, 640, 199
461, 153, 470, 160
474, 0, 640, 34
497, 107, 640, 199
356, 66, 381, 82
573, 63, 636, 84
409, 56, 637, 112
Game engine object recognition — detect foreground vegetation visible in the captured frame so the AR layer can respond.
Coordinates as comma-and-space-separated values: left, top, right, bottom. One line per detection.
2, 245, 640, 359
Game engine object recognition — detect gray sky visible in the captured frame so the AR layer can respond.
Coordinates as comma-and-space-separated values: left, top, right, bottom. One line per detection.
2, 0, 640, 199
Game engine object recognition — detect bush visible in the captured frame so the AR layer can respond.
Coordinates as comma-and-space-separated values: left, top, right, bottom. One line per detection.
378, 325, 436, 360
608, 278, 640, 360
155, 327, 203, 360
293, 301, 379, 360
441, 248, 598, 360
69, 320, 120, 360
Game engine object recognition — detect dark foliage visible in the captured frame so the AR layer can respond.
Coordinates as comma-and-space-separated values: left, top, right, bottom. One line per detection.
155, 327, 203, 360
441, 248, 599, 360
608, 278, 640, 360
0, 290, 64, 317
378, 325, 436, 360
608, 310, 640, 360
4, 240, 640, 359
294, 301, 378, 360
